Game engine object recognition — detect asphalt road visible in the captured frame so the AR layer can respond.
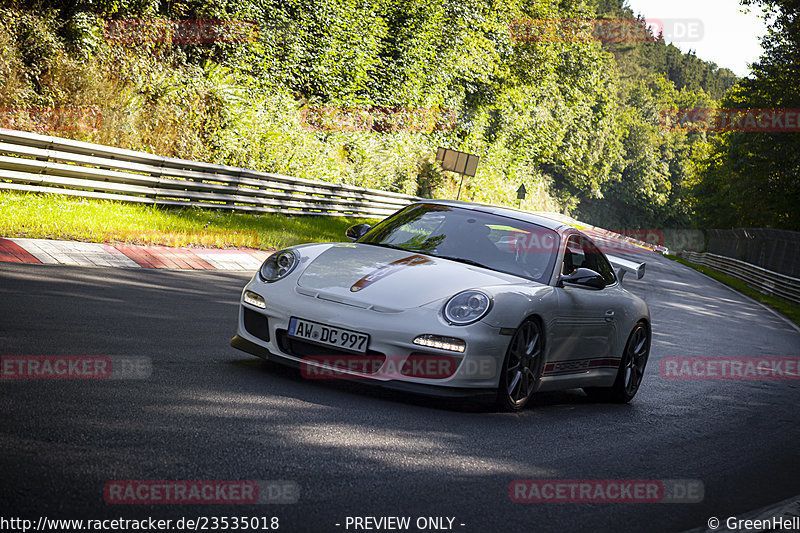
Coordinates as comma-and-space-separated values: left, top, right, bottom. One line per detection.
1, 252, 798, 533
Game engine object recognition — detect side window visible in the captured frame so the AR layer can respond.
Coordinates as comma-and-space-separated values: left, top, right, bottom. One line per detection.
581, 237, 617, 286
562, 235, 586, 274
561, 234, 617, 286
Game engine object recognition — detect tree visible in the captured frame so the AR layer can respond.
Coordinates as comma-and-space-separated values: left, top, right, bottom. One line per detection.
690, 0, 800, 229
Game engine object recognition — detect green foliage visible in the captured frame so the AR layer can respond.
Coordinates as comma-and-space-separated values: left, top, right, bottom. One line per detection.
588, 0, 738, 100
690, 0, 800, 230
0, 0, 748, 227
0, 190, 370, 250
579, 74, 717, 228
572, 0, 737, 229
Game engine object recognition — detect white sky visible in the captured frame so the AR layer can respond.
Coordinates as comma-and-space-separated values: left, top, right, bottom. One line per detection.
623, 0, 770, 77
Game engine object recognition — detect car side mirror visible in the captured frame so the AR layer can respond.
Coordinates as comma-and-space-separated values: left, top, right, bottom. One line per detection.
346, 223, 372, 241
559, 267, 606, 290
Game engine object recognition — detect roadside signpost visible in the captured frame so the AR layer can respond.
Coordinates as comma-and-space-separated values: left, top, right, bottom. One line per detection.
435, 147, 479, 200
517, 183, 527, 209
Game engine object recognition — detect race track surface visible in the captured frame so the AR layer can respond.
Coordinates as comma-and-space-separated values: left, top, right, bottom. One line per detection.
1, 251, 798, 532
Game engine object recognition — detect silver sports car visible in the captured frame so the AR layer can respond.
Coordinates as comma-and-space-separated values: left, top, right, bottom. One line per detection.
231, 200, 650, 411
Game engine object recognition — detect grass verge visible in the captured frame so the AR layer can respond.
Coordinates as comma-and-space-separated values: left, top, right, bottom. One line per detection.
666, 253, 800, 327
0, 191, 380, 250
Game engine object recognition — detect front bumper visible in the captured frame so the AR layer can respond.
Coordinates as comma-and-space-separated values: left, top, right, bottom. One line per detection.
230, 334, 497, 400
231, 274, 508, 395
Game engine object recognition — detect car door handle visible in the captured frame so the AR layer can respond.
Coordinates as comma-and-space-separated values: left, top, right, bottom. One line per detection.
604, 310, 615, 322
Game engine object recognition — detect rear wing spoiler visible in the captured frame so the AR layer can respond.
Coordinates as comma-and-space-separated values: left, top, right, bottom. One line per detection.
607, 255, 646, 282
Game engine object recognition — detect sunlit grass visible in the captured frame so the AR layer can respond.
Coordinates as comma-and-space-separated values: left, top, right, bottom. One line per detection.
0, 191, 380, 250
667, 254, 800, 327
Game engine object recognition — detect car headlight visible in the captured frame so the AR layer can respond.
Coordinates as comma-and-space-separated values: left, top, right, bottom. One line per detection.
444, 290, 491, 325
259, 249, 299, 282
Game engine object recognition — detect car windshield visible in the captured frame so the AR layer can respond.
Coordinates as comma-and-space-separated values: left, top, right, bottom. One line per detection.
358, 203, 560, 284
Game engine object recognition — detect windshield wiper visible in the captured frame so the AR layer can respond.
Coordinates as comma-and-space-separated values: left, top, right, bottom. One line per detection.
433, 255, 492, 270
364, 245, 495, 271
361, 242, 408, 251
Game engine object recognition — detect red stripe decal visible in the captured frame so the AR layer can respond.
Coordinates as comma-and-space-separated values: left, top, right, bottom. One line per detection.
350, 254, 432, 292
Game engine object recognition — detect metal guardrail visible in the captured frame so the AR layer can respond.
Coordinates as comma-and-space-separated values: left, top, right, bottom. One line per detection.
681, 251, 800, 305
706, 228, 800, 279
0, 128, 419, 218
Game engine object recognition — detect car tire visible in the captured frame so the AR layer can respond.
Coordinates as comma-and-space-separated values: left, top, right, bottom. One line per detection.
496, 318, 544, 412
584, 321, 650, 403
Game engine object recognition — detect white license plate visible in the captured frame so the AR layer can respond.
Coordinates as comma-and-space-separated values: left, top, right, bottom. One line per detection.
288, 318, 369, 354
